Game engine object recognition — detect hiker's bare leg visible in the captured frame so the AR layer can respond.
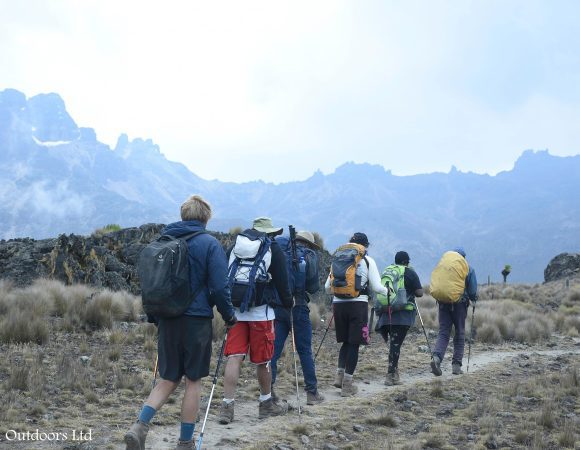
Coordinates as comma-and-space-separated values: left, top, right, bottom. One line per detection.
145, 378, 180, 409
223, 355, 243, 398
181, 377, 202, 423
257, 362, 272, 394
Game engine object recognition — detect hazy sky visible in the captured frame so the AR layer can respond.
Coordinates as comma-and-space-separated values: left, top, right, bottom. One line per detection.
2, 0, 580, 182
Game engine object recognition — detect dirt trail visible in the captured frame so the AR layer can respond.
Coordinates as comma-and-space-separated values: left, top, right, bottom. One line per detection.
131, 347, 580, 450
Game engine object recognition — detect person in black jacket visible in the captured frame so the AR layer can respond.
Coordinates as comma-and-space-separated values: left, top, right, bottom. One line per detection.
218, 217, 293, 424
375, 251, 423, 385
124, 195, 237, 450
271, 231, 324, 405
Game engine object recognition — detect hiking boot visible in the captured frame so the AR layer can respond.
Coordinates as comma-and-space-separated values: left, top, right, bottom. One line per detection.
124, 420, 149, 450
452, 363, 463, 375
218, 401, 234, 424
306, 390, 325, 405
259, 397, 288, 419
385, 370, 401, 386
341, 376, 358, 397
430, 355, 442, 377
333, 370, 344, 388
175, 439, 194, 450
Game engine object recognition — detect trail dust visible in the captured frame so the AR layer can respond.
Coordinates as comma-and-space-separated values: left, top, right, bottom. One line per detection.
132, 347, 580, 450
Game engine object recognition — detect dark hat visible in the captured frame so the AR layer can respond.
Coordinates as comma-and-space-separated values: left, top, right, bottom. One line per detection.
350, 232, 369, 247
395, 251, 410, 265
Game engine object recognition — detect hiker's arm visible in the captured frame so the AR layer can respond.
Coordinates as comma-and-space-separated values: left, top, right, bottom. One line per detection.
408, 269, 424, 297
270, 242, 293, 308
466, 267, 478, 301
367, 258, 389, 296
207, 242, 236, 322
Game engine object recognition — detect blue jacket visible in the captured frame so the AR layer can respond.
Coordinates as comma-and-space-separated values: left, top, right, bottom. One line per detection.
162, 220, 235, 321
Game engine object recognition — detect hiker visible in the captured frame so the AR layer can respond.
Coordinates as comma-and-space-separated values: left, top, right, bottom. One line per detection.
375, 251, 423, 385
430, 247, 478, 376
124, 195, 237, 450
324, 232, 389, 396
218, 217, 294, 424
271, 230, 324, 405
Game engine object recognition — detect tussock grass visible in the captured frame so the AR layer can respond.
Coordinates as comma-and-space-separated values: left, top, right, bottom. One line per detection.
0, 280, 142, 343
558, 420, 577, 448
365, 414, 399, 427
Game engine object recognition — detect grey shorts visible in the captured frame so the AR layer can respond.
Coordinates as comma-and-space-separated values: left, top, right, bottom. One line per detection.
157, 315, 212, 381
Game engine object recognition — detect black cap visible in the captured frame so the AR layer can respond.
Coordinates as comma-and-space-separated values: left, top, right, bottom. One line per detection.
395, 251, 410, 265
350, 232, 369, 247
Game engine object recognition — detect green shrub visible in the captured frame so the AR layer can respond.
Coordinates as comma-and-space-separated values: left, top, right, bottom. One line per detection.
93, 223, 122, 236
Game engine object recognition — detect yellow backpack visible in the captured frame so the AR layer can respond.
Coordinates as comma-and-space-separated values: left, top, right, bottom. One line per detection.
430, 251, 469, 303
330, 243, 367, 298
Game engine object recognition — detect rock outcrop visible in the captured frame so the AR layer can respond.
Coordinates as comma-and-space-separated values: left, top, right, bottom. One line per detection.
0, 224, 331, 297
0, 224, 235, 294
544, 253, 580, 282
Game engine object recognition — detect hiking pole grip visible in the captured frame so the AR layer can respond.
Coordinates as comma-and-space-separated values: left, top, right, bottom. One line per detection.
197, 331, 228, 450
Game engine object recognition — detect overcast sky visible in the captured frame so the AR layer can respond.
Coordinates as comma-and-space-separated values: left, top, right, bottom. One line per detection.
1, 0, 579, 182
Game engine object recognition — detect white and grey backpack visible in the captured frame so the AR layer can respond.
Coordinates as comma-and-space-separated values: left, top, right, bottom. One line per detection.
227, 232, 272, 312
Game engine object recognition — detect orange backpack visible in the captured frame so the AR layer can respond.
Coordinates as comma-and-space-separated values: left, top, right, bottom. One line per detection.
330, 243, 367, 298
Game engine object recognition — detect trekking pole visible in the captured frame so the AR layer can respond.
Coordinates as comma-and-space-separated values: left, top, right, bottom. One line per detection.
314, 313, 334, 363
414, 301, 433, 357
152, 355, 158, 388
467, 304, 476, 373
289, 308, 302, 421
196, 331, 228, 450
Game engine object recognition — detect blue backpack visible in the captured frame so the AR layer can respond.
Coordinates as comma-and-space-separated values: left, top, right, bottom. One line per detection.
275, 236, 318, 302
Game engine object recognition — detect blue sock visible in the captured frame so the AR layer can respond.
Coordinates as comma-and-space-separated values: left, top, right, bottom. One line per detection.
180, 422, 195, 441
138, 405, 156, 424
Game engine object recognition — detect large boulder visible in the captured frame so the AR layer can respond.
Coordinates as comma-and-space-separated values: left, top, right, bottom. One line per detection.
544, 253, 580, 282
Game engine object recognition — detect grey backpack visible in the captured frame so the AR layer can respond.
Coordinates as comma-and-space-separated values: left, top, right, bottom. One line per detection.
138, 231, 205, 318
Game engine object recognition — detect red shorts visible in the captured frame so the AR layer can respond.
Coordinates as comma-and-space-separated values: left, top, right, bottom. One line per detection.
224, 320, 275, 364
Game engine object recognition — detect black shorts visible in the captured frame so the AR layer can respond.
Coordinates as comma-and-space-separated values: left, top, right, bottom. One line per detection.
157, 316, 212, 382
333, 301, 370, 345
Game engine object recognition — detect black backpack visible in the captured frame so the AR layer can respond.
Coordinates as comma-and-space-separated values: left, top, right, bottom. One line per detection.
138, 231, 206, 318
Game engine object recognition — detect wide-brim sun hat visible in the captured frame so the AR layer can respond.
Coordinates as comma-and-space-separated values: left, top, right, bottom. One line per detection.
296, 231, 320, 250
252, 217, 283, 236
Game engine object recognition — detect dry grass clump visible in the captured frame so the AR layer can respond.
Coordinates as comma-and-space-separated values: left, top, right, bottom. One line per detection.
0, 279, 142, 341
0, 309, 49, 344
472, 300, 552, 344
565, 287, 580, 304
558, 420, 577, 448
